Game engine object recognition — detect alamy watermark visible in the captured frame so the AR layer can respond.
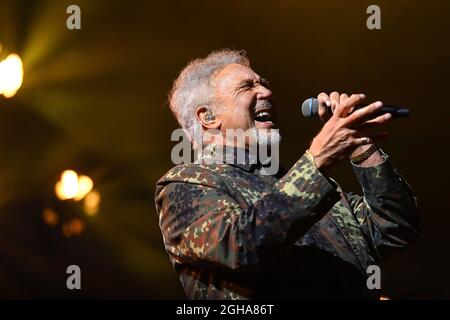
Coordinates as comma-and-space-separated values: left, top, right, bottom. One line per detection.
64, 5, 381, 32
66, 5, 81, 30
170, 128, 280, 175
367, 5, 381, 30
66, 265, 81, 290
366, 264, 381, 290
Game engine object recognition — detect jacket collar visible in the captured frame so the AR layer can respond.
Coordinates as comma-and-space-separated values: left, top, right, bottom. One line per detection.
195, 145, 268, 173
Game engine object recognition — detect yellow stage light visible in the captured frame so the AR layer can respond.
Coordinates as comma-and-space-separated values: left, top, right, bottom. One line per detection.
42, 208, 59, 227
74, 175, 94, 201
84, 190, 101, 216
55, 170, 95, 201
0, 53, 24, 98
56, 170, 79, 200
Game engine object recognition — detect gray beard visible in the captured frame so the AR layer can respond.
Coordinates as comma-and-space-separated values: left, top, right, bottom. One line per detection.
249, 127, 282, 146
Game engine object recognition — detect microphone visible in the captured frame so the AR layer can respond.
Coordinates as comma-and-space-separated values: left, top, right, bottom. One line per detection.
301, 98, 410, 118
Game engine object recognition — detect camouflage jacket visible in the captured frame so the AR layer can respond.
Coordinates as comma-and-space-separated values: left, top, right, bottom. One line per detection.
155, 150, 419, 299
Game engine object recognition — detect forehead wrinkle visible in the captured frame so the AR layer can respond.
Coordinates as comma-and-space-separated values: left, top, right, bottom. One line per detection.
219, 65, 255, 85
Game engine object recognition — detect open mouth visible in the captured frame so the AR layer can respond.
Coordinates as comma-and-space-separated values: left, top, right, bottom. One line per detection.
254, 109, 272, 122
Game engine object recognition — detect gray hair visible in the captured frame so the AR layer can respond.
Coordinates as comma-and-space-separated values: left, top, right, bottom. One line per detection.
168, 49, 250, 143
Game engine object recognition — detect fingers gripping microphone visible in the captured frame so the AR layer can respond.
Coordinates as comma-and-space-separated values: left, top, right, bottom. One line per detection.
301, 98, 410, 118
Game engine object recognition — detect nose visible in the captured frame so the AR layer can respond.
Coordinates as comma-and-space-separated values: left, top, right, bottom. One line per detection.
256, 85, 272, 100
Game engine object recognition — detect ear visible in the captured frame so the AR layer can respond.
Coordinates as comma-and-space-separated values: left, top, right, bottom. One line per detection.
195, 106, 221, 130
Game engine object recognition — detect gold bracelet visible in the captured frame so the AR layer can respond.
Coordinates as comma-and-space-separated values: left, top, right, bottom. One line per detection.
305, 149, 315, 163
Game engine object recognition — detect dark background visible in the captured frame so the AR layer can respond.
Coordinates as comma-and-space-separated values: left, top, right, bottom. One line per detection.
0, 0, 448, 299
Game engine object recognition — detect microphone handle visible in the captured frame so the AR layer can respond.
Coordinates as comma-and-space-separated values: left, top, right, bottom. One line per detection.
354, 104, 410, 118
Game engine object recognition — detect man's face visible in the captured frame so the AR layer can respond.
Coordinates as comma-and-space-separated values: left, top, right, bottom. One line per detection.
212, 64, 278, 138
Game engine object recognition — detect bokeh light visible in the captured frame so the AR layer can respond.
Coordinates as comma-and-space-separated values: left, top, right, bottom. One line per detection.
55, 170, 94, 201
83, 190, 101, 216
74, 175, 94, 201
42, 208, 59, 227
62, 218, 85, 238
0, 53, 23, 98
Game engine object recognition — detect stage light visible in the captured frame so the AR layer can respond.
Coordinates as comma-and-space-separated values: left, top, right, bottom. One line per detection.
55, 170, 79, 200
62, 218, 85, 238
74, 175, 94, 201
69, 218, 84, 235
84, 190, 101, 216
42, 208, 59, 227
0, 53, 24, 98
55, 170, 94, 201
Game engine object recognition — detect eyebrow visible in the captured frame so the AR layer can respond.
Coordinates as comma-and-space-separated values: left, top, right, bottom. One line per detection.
236, 79, 254, 88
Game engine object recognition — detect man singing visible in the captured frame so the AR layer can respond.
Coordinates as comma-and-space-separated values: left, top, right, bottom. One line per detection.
155, 49, 419, 299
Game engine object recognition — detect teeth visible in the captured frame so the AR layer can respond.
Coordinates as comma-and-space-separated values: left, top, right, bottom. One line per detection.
256, 111, 270, 117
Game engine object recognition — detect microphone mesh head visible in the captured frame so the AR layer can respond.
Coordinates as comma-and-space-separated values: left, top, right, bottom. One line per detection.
301, 98, 319, 117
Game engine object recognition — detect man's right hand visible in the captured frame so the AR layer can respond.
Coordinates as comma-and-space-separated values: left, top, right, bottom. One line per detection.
309, 92, 392, 175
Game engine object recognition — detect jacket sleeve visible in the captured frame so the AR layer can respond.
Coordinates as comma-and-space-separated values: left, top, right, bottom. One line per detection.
155, 153, 340, 271
347, 152, 420, 259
